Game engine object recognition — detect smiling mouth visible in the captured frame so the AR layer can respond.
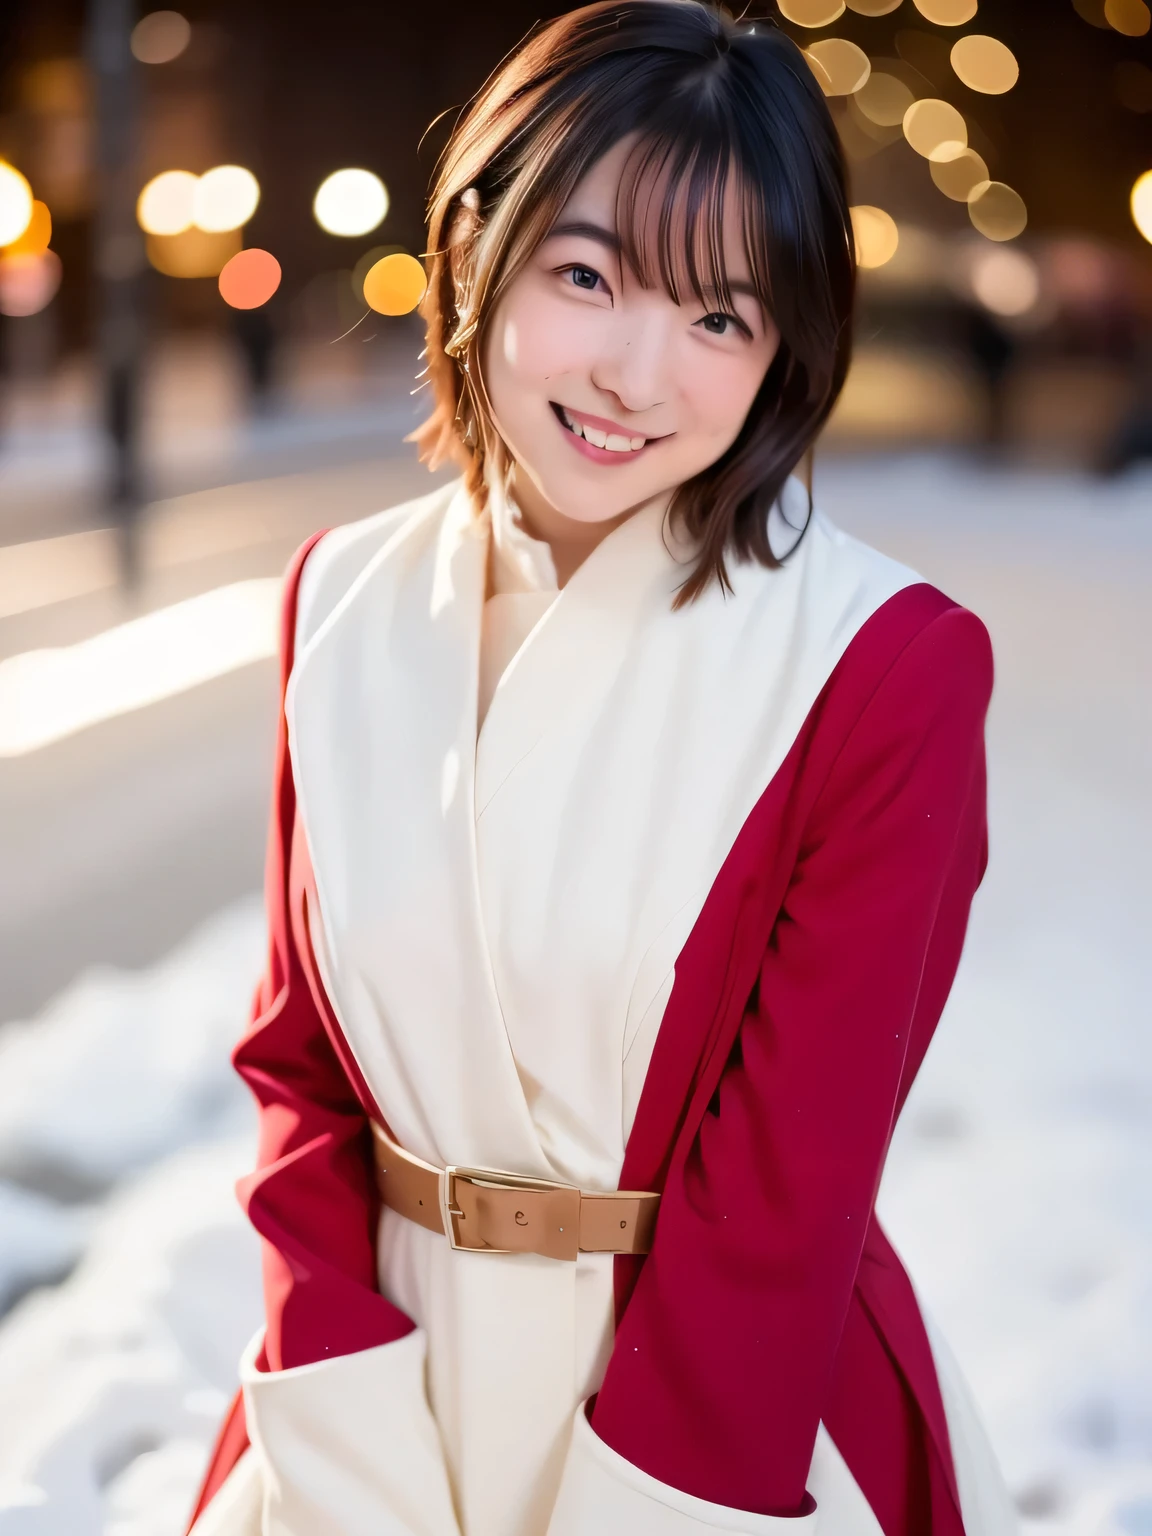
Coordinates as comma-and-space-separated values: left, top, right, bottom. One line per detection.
551, 402, 651, 454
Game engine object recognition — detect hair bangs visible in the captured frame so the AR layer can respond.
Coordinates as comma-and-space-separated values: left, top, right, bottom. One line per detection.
613, 119, 773, 323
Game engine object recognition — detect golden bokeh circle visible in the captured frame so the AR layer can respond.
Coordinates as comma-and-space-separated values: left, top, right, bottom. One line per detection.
929, 146, 990, 200
1131, 170, 1152, 245
803, 51, 835, 93
1105, 0, 1151, 33
850, 205, 900, 268
903, 98, 969, 159
913, 0, 978, 22
950, 34, 1019, 93
3, 198, 51, 257
778, 0, 846, 24
968, 181, 1028, 241
855, 72, 917, 126
846, 0, 903, 13
363, 252, 428, 316
805, 39, 871, 94
145, 227, 242, 278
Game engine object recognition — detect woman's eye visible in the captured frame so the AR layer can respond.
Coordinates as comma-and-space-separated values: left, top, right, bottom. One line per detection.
567, 265, 601, 292
700, 312, 737, 336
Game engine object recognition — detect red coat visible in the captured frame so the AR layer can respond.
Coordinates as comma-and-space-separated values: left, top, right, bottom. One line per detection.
189, 530, 992, 1535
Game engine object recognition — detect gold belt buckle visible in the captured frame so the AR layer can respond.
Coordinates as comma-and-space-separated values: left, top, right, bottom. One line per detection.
441, 1166, 582, 1261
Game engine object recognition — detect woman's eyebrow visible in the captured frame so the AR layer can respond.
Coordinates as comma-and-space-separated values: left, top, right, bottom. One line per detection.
545, 219, 622, 251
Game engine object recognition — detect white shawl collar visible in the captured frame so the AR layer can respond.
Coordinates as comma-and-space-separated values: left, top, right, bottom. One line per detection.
287, 477, 920, 1188
286, 481, 687, 1176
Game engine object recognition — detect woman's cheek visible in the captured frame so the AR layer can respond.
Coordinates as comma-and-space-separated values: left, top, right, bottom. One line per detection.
697, 354, 766, 455
511, 286, 601, 385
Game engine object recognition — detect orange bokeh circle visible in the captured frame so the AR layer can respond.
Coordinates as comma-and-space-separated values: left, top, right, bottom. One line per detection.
218, 247, 281, 310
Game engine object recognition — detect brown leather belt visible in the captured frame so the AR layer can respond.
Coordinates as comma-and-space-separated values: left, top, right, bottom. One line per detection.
370, 1122, 660, 1262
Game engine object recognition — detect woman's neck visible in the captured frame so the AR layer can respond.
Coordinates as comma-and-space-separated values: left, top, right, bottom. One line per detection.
507, 462, 660, 588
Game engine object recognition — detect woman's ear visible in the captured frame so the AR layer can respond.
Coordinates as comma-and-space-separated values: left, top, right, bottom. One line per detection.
447, 187, 483, 324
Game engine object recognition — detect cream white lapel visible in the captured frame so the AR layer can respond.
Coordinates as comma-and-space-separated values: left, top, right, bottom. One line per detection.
286, 483, 550, 1175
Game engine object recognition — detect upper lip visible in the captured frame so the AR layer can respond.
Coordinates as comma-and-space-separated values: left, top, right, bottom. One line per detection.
553, 403, 666, 441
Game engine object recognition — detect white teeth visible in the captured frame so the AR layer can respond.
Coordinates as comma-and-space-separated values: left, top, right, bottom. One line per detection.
558, 407, 646, 453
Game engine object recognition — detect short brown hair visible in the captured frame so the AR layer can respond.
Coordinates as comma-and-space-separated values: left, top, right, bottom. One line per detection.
413, 0, 854, 603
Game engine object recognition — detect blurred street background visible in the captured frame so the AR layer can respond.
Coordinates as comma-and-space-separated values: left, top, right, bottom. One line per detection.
0, 1, 1150, 1533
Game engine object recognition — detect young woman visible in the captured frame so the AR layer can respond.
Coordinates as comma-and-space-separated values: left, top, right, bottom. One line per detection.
189, 5, 1016, 1534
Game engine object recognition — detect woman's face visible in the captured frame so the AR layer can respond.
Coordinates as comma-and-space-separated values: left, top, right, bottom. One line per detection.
482, 138, 782, 528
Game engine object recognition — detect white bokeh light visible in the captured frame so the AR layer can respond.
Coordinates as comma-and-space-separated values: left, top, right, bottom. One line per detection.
192, 166, 260, 232
0, 161, 34, 247
970, 247, 1041, 316
313, 169, 389, 237
136, 170, 198, 236
1132, 170, 1152, 245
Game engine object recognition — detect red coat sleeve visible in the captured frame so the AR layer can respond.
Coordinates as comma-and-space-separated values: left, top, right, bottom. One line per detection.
233, 535, 415, 1372
590, 605, 993, 1517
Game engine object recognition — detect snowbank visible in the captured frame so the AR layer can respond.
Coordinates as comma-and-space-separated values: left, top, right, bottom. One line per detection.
0, 1138, 260, 1536
0, 900, 264, 1312
0, 898, 266, 1534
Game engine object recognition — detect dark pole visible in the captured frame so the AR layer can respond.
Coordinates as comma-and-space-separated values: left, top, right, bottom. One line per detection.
87, 0, 144, 588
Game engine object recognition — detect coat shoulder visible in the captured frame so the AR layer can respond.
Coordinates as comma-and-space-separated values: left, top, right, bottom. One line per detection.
291, 477, 461, 653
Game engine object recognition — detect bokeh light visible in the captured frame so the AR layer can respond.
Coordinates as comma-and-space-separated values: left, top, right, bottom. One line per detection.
805, 39, 871, 94
130, 11, 192, 65
804, 52, 834, 93
1105, 0, 1151, 33
2, 200, 51, 257
146, 227, 241, 278
970, 247, 1041, 316
192, 166, 260, 233
913, 0, 977, 21
904, 98, 968, 159
950, 35, 1019, 93
851, 205, 900, 268
351, 244, 403, 300
846, 0, 902, 13
1115, 60, 1152, 111
313, 170, 389, 238
218, 248, 282, 309
930, 146, 990, 200
1132, 170, 1152, 244
1072, 0, 1109, 24
0, 250, 63, 317
363, 253, 428, 316
137, 170, 197, 236
968, 181, 1028, 241
856, 71, 917, 126
0, 162, 34, 247
778, 0, 846, 23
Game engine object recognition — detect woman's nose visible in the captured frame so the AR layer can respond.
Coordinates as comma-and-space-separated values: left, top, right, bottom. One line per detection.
590, 310, 669, 415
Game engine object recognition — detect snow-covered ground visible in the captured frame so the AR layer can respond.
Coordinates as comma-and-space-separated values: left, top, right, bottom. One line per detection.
0, 455, 1148, 1535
